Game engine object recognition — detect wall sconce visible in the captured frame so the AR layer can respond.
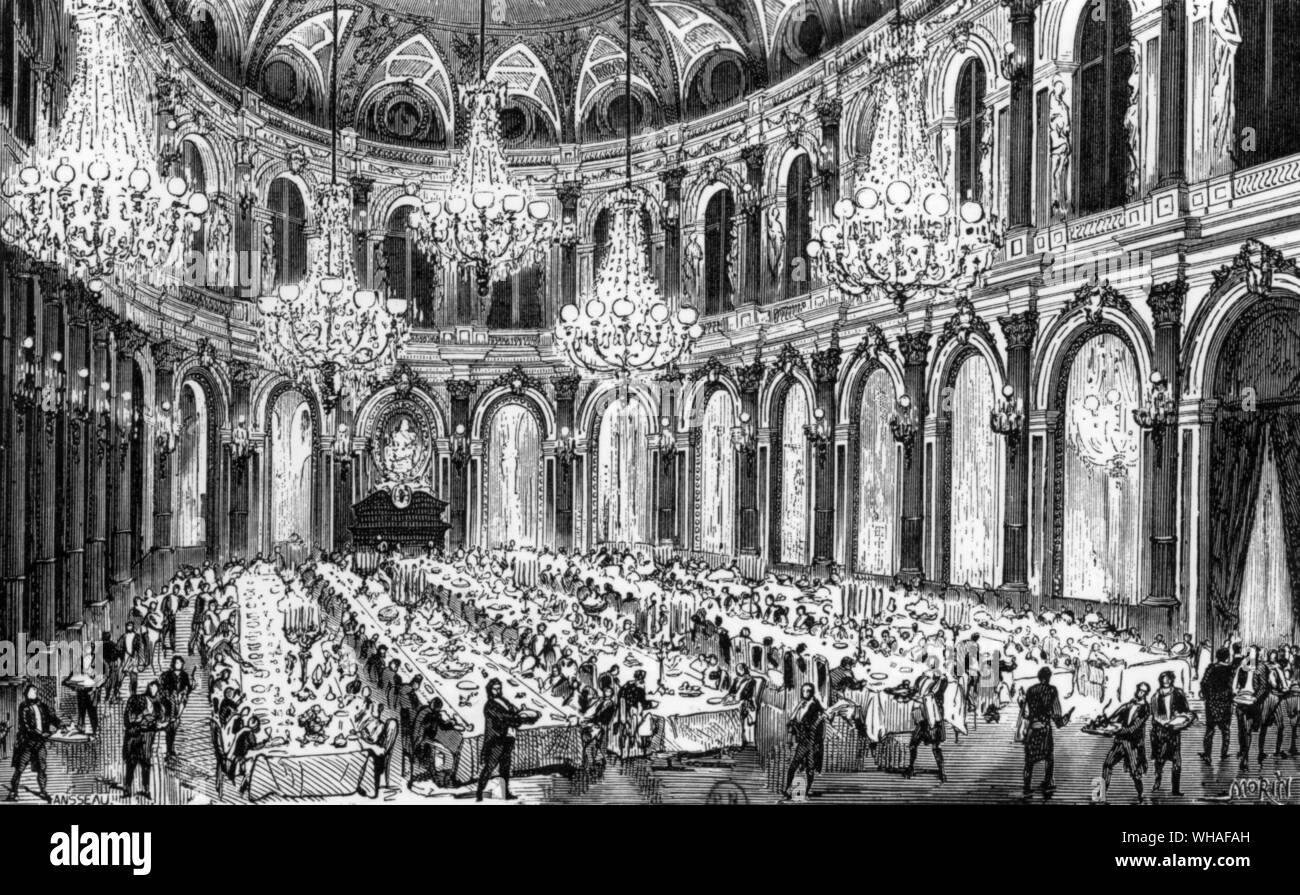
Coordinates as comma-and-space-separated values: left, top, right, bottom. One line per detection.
662, 197, 680, 226
731, 410, 757, 459
231, 413, 252, 462
40, 349, 65, 438
1001, 40, 1029, 85
116, 390, 138, 456
804, 406, 831, 465
557, 215, 579, 247
95, 380, 112, 460
1133, 371, 1177, 465
333, 423, 352, 460
889, 394, 919, 466
154, 399, 178, 458
450, 423, 470, 467
12, 335, 38, 421
989, 384, 1024, 460
649, 416, 676, 453
556, 425, 578, 466
70, 367, 91, 425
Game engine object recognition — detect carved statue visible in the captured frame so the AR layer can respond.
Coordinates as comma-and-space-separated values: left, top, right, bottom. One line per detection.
978, 104, 993, 204
765, 203, 785, 280
1125, 41, 1142, 199
1208, 0, 1242, 167
683, 231, 703, 300
260, 223, 277, 293
207, 206, 232, 289
372, 242, 390, 296
1048, 79, 1071, 217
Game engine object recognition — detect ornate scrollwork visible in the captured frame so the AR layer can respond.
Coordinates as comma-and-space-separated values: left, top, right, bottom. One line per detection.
1210, 239, 1297, 298
1066, 278, 1131, 324
492, 364, 543, 396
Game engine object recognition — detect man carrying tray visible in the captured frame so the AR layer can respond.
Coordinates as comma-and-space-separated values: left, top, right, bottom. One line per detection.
1149, 671, 1193, 796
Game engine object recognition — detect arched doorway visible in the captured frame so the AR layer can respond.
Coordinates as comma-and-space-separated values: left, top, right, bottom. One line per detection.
947, 353, 1002, 587
1056, 331, 1142, 602
856, 368, 898, 575
486, 402, 542, 548
699, 388, 736, 555
268, 388, 315, 551
1208, 297, 1300, 644
595, 398, 651, 545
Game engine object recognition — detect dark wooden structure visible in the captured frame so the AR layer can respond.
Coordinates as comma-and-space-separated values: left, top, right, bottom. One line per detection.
349, 490, 450, 551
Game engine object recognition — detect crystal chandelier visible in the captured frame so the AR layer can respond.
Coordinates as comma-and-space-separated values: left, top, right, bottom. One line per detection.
1, 0, 206, 293
807, 1, 991, 309
554, 0, 701, 376
407, 0, 553, 305
258, 0, 408, 412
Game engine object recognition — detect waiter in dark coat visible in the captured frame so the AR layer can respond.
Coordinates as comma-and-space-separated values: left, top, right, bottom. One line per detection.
1101, 683, 1151, 803
1020, 666, 1070, 799
782, 683, 825, 801
123, 681, 165, 799
159, 655, 193, 762
1149, 671, 1192, 796
1198, 647, 1237, 763
475, 678, 538, 802
6, 684, 61, 802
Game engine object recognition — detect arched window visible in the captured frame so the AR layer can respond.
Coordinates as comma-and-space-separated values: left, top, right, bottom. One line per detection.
955, 58, 986, 204
190, 8, 219, 59
12, 0, 36, 143
1235, 0, 1300, 168
269, 390, 314, 545
699, 389, 736, 555
180, 141, 207, 258
174, 380, 209, 548
1075, 0, 1131, 216
1, 0, 13, 122
487, 266, 544, 329
383, 205, 440, 326
593, 208, 611, 270
783, 154, 814, 300
596, 399, 651, 544
704, 189, 735, 315
486, 404, 541, 547
267, 177, 308, 288
778, 384, 812, 563
948, 354, 1002, 587
857, 368, 899, 575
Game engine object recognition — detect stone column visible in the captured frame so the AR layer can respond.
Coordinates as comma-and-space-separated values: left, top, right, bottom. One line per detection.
150, 343, 182, 564
810, 329, 842, 571
109, 322, 147, 605
228, 360, 256, 557
1145, 276, 1186, 608
741, 145, 765, 305
32, 274, 62, 640
998, 309, 1038, 592
815, 98, 843, 206
1156, 0, 1187, 188
656, 368, 684, 547
1005, 0, 1040, 229
660, 167, 686, 301
447, 379, 475, 551
1, 268, 34, 642
85, 309, 112, 614
553, 372, 579, 551
897, 330, 931, 581
734, 356, 765, 555
557, 181, 581, 307
62, 292, 90, 632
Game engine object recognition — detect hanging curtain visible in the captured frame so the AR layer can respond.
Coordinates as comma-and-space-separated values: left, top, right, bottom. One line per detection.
700, 389, 736, 555
857, 369, 898, 574
781, 386, 810, 563
597, 399, 650, 544
1061, 333, 1141, 601
1269, 414, 1300, 625
949, 355, 1001, 587
1208, 412, 1266, 627
488, 404, 541, 548
174, 382, 207, 546
1238, 435, 1294, 645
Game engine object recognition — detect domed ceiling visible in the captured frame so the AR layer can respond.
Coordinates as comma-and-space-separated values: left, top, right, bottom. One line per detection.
175, 0, 897, 148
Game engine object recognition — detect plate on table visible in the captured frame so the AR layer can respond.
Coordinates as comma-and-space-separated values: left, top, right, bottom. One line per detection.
833, 642, 849, 650
377, 606, 402, 624
252, 684, 268, 694
456, 681, 479, 691
706, 696, 726, 705
869, 672, 889, 682
898, 666, 914, 674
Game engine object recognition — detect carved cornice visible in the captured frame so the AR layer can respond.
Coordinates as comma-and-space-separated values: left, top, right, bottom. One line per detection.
1209, 239, 1298, 298
1147, 276, 1188, 328
689, 355, 730, 383
492, 365, 543, 396
1066, 278, 1131, 324
997, 309, 1040, 351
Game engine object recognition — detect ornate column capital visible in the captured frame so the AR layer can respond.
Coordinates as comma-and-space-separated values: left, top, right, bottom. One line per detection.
1148, 276, 1188, 328
556, 180, 582, 212
896, 330, 932, 367
815, 97, 843, 131
446, 378, 477, 403
552, 371, 581, 401
150, 341, 186, 374
810, 325, 842, 385
741, 144, 766, 179
734, 357, 766, 394
111, 322, 150, 358
659, 166, 688, 196
1001, 0, 1042, 22
229, 359, 260, 389
998, 309, 1040, 350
